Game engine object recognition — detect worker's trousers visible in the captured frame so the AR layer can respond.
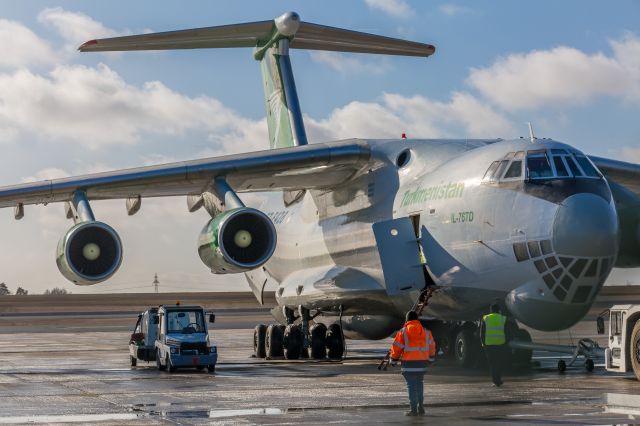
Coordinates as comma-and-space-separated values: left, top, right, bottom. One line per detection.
401, 371, 424, 410
484, 345, 505, 385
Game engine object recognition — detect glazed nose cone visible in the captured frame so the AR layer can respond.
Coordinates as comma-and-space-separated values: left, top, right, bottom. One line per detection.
552, 193, 618, 258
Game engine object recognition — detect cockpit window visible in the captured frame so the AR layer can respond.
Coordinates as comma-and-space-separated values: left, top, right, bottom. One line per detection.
527, 154, 553, 179
574, 154, 600, 177
482, 147, 600, 184
493, 160, 509, 180
553, 156, 569, 177
566, 156, 583, 176
503, 160, 522, 179
483, 161, 500, 181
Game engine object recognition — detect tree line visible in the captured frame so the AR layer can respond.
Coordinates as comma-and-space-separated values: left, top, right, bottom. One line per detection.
0, 283, 70, 295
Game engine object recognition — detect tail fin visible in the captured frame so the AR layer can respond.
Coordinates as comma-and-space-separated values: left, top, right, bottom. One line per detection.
79, 12, 435, 149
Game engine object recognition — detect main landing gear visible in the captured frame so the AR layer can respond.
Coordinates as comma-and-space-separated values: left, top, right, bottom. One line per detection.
253, 306, 345, 360
428, 319, 533, 369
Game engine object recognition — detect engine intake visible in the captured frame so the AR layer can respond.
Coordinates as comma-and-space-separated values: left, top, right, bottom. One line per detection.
56, 221, 123, 285
198, 208, 277, 274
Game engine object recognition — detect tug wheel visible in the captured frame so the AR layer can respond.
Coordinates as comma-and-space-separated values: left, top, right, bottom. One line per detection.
630, 320, 640, 380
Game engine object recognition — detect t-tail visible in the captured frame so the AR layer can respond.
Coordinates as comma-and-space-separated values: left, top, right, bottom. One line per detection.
79, 12, 435, 149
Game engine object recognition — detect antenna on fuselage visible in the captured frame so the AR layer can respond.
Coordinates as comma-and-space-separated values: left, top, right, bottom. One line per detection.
528, 122, 536, 143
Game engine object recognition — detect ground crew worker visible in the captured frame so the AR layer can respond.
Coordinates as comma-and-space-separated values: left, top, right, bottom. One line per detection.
390, 311, 436, 416
480, 303, 507, 386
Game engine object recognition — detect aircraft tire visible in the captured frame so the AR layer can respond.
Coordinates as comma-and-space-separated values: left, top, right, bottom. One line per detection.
326, 323, 344, 359
207, 364, 216, 373
511, 328, 533, 367
309, 323, 327, 359
266, 324, 284, 358
454, 328, 477, 367
283, 324, 302, 359
130, 356, 137, 367
630, 320, 640, 380
156, 349, 166, 371
254, 324, 267, 358
585, 358, 594, 372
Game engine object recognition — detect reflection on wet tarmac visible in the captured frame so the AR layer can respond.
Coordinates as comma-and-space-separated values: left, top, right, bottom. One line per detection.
0, 413, 141, 424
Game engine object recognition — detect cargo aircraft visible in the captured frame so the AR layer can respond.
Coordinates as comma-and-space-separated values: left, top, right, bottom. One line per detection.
1, 12, 639, 367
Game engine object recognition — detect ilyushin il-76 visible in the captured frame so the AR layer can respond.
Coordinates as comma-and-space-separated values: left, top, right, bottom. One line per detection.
1, 12, 638, 368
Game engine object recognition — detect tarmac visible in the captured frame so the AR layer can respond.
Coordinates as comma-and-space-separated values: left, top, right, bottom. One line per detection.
1, 290, 640, 424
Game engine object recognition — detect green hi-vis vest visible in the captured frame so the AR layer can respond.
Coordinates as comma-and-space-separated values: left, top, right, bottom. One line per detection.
483, 313, 506, 346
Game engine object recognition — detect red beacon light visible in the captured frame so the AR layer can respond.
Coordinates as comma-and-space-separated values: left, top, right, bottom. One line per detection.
401, 133, 407, 139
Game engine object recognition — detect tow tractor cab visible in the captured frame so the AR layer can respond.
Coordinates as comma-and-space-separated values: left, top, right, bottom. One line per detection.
599, 305, 640, 379
131, 304, 217, 372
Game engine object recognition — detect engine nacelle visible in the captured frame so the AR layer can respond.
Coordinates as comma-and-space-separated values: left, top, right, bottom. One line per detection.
56, 221, 123, 285
198, 207, 277, 274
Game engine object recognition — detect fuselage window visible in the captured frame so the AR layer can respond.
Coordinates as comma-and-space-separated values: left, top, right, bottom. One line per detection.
514, 151, 525, 160
566, 156, 583, 177
526, 154, 553, 179
553, 156, 569, 177
503, 160, 522, 179
574, 154, 600, 177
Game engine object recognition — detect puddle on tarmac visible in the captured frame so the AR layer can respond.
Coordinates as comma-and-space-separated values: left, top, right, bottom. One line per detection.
0, 413, 141, 424
208, 408, 284, 418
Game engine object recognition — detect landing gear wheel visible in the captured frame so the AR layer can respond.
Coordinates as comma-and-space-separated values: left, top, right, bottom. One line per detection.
454, 328, 477, 367
511, 329, 533, 367
585, 358, 594, 372
283, 324, 303, 360
326, 323, 344, 360
630, 320, 640, 380
207, 364, 216, 373
309, 323, 327, 359
166, 355, 176, 373
557, 359, 566, 373
156, 350, 166, 371
265, 324, 285, 359
254, 324, 267, 358
130, 356, 137, 367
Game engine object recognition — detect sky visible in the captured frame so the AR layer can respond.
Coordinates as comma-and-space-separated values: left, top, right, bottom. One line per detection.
0, 0, 638, 294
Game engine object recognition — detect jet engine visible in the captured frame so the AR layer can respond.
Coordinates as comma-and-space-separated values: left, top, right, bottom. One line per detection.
198, 207, 277, 274
56, 221, 123, 285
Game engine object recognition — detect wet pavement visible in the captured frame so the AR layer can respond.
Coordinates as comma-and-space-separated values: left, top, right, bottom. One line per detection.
1, 314, 640, 424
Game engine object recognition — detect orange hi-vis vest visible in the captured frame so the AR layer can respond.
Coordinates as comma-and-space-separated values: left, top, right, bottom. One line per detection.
390, 320, 436, 372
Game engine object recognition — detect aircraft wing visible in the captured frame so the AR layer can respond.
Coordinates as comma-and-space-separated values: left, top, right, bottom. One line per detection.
590, 156, 640, 197
0, 140, 371, 209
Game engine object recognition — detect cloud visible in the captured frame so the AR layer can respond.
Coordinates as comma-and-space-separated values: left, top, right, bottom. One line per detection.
364, 0, 414, 18
0, 63, 266, 150
0, 19, 56, 69
468, 33, 640, 110
37, 7, 125, 51
309, 51, 390, 75
620, 146, 640, 163
439, 4, 474, 16
306, 92, 514, 140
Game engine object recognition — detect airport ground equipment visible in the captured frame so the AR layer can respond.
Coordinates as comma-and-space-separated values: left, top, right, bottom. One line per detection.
598, 305, 640, 379
129, 308, 159, 366
154, 304, 217, 373
509, 338, 601, 373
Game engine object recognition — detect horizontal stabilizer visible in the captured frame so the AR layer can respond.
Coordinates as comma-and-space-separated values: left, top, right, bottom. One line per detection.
79, 12, 435, 57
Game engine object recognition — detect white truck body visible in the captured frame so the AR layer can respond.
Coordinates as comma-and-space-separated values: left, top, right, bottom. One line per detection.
602, 304, 640, 377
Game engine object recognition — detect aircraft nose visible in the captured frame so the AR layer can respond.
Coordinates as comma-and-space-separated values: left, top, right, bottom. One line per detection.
552, 193, 618, 258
